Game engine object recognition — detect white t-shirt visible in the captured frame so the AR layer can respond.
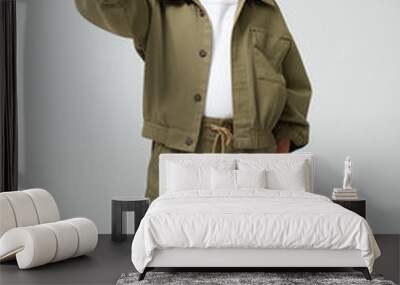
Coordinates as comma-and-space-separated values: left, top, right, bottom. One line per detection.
200, 0, 239, 119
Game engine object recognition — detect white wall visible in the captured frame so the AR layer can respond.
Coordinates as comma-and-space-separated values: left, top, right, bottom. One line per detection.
17, 0, 400, 234
17, 0, 149, 234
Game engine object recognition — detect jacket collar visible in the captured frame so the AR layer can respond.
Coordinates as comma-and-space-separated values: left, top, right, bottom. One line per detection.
166, 0, 276, 6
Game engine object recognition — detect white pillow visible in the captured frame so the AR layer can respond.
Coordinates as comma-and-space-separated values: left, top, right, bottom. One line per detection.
166, 160, 235, 192
211, 168, 268, 190
236, 169, 267, 189
166, 162, 209, 191
238, 159, 309, 191
211, 168, 236, 190
267, 162, 307, 191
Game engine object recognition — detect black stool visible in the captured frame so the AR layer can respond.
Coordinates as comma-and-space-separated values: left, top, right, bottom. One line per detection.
111, 196, 149, 242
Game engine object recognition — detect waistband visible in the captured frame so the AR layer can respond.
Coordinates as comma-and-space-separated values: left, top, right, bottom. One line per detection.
200, 116, 234, 153
201, 116, 233, 128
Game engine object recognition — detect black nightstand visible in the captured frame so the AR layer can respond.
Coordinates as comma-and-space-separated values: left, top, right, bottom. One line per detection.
111, 196, 150, 242
332, 199, 366, 218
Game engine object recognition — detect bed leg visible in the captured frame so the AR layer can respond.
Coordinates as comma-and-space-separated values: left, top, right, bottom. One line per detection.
138, 268, 148, 281
354, 267, 371, 280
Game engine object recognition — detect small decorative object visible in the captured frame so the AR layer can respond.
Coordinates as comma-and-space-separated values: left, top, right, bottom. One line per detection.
332, 156, 359, 200
342, 156, 352, 190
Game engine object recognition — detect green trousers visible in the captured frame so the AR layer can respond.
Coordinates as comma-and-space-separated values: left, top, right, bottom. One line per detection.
145, 116, 277, 201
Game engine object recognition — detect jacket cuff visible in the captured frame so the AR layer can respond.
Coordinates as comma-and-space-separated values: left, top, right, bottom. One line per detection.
273, 122, 309, 152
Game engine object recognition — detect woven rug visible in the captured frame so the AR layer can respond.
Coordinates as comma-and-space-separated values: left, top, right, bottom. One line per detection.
116, 272, 396, 285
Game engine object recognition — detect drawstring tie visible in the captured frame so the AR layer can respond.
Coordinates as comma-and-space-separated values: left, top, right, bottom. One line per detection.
209, 124, 233, 153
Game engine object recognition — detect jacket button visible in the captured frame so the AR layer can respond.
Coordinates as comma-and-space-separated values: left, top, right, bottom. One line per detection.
194, 94, 202, 102
199, 10, 205, 17
199, 49, 207, 58
185, 137, 193, 146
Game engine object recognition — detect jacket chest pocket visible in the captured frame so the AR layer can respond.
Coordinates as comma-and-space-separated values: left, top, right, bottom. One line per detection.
250, 26, 291, 85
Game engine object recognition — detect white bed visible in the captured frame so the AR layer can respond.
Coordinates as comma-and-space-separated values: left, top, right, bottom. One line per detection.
131, 153, 380, 280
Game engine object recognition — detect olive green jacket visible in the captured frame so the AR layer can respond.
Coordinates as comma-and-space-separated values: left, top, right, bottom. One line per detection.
75, 0, 312, 152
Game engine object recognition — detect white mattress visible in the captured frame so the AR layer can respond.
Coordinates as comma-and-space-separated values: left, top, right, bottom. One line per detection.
148, 248, 365, 268
131, 190, 380, 273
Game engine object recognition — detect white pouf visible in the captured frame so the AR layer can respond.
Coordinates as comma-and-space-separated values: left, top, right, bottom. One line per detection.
0, 189, 98, 269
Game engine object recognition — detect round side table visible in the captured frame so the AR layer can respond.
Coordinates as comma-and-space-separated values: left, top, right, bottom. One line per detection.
111, 196, 150, 242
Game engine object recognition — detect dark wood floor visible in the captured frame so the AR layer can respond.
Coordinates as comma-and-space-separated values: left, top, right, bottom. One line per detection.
0, 235, 133, 285
0, 235, 399, 285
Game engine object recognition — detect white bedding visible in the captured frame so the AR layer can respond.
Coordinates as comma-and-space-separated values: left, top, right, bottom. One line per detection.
131, 190, 380, 273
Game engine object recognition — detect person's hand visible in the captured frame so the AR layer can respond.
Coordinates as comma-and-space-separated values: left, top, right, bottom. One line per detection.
276, 138, 290, 153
